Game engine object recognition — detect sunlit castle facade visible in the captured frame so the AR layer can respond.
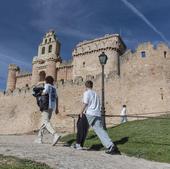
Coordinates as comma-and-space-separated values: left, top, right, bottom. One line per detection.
6, 30, 126, 91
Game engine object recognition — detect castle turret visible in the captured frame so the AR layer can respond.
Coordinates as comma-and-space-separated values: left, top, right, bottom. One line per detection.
6, 64, 19, 91
72, 34, 126, 80
32, 30, 61, 86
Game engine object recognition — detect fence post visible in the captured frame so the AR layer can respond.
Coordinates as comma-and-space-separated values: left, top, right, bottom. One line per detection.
73, 117, 76, 134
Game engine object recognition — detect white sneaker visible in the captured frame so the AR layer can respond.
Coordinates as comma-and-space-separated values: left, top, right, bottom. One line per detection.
52, 134, 61, 146
34, 138, 42, 144
75, 144, 83, 150
72, 144, 83, 150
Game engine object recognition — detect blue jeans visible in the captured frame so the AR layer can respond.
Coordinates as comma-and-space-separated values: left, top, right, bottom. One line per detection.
86, 114, 113, 149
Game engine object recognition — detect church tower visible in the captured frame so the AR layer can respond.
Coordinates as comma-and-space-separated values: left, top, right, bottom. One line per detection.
32, 30, 61, 86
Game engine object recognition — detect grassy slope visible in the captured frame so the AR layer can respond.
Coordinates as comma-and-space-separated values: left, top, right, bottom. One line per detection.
61, 115, 170, 163
0, 155, 52, 169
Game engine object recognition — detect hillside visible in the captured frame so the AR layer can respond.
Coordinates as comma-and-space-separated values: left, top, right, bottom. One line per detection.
61, 114, 170, 163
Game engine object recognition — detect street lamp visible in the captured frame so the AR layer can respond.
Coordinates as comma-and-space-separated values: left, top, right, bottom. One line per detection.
98, 52, 108, 130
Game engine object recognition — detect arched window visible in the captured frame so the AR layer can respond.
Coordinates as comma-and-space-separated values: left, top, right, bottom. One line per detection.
39, 71, 46, 82
42, 47, 45, 54
164, 51, 167, 58
45, 39, 47, 43
49, 45, 52, 53
83, 62, 85, 67
60, 79, 64, 84
141, 51, 146, 58
49, 38, 51, 42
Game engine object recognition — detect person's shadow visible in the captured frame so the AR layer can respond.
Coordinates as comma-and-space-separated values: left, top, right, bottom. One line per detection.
88, 137, 129, 151
115, 137, 129, 145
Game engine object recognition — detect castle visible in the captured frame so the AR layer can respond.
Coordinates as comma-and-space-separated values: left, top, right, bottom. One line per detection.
1, 30, 170, 134
6, 30, 126, 91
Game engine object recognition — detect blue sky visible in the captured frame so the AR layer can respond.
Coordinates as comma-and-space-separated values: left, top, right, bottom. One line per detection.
0, 0, 170, 90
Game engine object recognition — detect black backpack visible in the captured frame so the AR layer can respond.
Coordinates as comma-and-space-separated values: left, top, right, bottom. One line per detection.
38, 94, 49, 112
32, 86, 49, 112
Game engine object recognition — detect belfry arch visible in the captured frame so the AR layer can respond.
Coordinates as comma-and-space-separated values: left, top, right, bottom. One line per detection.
39, 71, 46, 82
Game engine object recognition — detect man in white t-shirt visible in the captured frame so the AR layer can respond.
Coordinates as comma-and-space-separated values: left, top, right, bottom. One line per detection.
34, 76, 60, 146
120, 105, 127, 123
80, 80, 120, 155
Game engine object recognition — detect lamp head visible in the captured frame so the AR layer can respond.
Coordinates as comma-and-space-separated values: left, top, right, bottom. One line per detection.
98, 52, 108, 65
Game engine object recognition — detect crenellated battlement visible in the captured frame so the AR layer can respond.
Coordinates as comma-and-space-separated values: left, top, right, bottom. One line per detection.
73, 34, 126, 57
17, 71, 32, 77
121, 42, 170, 64
8, 64, 20, 71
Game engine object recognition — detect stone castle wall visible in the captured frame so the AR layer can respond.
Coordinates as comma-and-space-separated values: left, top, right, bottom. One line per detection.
16, 74, 32, 88
1, 41, 170, 134
119, 42, 170, 114
0, 76, 123, 134
57, 61, 73, 81
2, 32, 170, 135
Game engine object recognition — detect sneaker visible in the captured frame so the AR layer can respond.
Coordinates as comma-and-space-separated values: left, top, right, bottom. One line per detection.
34, 138, 42, 144
52, 134, 61, 146
75, 144, 83, 150
105, 144, 121, 155
71, 143, 83, 150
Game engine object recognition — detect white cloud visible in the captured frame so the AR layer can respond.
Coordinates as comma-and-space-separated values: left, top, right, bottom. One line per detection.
120, 0, 169, 45
0, 46, 32, 81
0, 53, 30, 68
0, 49, 32, 90
30, 0, 97, 39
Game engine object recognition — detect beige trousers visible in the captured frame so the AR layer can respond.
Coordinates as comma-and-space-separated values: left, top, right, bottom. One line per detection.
38, 109, 56, 138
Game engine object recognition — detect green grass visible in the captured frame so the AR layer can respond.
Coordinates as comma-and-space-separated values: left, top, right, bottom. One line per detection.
0, 155, 52, 169
61, 115, 170, 163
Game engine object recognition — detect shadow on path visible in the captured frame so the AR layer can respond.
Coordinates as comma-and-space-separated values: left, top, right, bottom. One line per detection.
88, 137, 129, 151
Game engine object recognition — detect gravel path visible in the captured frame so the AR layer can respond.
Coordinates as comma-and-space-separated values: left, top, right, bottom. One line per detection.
0, 135, 170, 169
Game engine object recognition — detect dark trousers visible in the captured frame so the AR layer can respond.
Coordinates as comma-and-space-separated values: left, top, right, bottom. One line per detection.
76, 114, 89, 147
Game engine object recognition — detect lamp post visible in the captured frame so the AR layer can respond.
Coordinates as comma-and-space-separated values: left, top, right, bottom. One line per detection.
98, 52, 108, 130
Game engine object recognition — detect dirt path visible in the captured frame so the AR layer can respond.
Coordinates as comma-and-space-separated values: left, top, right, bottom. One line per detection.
0, 135, 170, 169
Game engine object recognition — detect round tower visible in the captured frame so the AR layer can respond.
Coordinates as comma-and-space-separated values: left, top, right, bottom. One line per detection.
31, 30, 61, 86
6, 64, 19, 91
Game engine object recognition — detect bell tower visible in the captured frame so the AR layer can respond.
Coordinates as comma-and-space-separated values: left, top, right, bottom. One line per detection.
32, 30, 61, 86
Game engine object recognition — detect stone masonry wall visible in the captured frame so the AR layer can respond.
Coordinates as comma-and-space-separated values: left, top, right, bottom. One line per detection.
120, 42, 170, 115
1, 42, 170, 134
72, 34, 126, 79
16, 74, 32, 88
57, 65, 73, 81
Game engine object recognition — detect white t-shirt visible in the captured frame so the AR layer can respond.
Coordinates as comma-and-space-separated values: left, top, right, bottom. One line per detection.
83, 89, 101, 117
43, 83, 57, 111
120, 107, 126, 116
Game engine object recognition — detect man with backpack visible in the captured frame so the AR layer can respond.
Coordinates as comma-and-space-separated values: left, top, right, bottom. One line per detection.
34, 76, 61, 146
